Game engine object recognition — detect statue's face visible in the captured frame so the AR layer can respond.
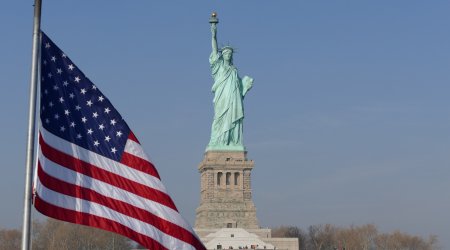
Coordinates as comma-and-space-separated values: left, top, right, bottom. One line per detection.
222, 50, 232, 62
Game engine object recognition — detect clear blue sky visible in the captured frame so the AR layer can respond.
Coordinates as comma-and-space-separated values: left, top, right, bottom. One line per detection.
1, 1, 450, 248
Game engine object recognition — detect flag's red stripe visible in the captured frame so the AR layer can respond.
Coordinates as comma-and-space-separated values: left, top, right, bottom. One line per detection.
37, 162, 206, 250
128, 131, 140, 143
42, 129, 158, 178
39, 134, 178, 211
121, 152, 160, 179
34, 194, 168, 250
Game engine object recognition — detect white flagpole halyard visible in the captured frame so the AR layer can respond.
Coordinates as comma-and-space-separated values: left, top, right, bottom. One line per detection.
21, 0, 42, 249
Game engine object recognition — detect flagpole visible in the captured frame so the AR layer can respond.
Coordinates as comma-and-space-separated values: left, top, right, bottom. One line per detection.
21, 0, 42, 249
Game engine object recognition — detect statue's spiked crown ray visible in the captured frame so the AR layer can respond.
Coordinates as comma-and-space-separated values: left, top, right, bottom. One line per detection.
220, 45, 236, 54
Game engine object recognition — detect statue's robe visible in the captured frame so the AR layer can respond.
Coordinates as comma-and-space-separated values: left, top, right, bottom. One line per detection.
208, 51, 252, 149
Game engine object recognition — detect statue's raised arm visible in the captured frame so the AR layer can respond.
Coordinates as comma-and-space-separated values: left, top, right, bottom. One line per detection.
206, 12, 254, 152
211, 24, 218, 55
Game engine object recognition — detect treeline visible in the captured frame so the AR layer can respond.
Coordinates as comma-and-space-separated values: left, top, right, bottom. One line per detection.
0, 218, 132, 250
1, 220, 439, 250
272, 224, 439, 250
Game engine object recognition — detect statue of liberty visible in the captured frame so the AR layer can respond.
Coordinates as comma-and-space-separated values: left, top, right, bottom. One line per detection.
207, 13, 254, 151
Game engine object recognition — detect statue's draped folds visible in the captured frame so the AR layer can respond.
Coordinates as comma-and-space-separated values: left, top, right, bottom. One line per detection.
207, 51, 253, 151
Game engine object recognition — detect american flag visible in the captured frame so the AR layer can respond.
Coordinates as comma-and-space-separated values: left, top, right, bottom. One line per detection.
34, 31, 205, 250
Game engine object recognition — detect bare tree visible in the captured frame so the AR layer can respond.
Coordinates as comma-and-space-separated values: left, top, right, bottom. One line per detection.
374, 230, 439, 250
307, 224, 337, 250
335, 224, 377, 250
0, 228, 21, 250
31, 218, 132, 250
272, 223, 439, 250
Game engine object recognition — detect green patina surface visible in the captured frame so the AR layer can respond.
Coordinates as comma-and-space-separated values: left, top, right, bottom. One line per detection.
206, 16, 253, 152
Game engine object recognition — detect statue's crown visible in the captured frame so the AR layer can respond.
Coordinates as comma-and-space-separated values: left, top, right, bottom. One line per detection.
220, 46, 234, 53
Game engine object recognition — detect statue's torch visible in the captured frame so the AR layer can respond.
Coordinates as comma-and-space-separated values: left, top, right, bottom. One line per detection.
209, 12, 219, 24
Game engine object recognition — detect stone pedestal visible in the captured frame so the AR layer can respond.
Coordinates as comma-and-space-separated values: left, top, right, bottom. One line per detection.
195, 150, 259, 229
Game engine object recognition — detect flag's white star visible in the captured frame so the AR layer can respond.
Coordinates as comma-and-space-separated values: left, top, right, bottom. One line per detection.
80, 88, 87, 94
104, 107, 111, 114
49, 102, 54, 107
92, 85, 97, 90
45, 118, 50, 124
70, 122, 76, 127
60, 126, 66, 132
43, 60, 47, 65
98, 96, 104, 102
45, 43, 50, 48
93, 112, 99, 118
74, 76, 81, 83
48, 73, 53, 78
53, 85, 58, 90
75, 105, 81, 111
57, 68, 62, 74
44, 89, 48, 95
81, 117, 88, 123
63, 81, 69, 86
76, 134, 82, 139
68, 64, 74, 70
110, 119, 116, 126
54, 114, 59, 120
64, 110, 70, 116
87, 128, 93, 135
62, 53, 67, 58
93, 140, 100, 146
105, 136, 111, 142
116, 131, 123, 137
99, 124, 105, 130
59, 97, 64, 103
69, 93, 75, 99
111, 147, 117, 154
86, 100, 93, 107
51, 56, 56, 62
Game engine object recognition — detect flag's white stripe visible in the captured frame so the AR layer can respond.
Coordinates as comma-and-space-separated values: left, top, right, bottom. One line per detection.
39, 125, 166, 193
125, 139, 150, 161
35, 180, 196, 250
38, 149, 192, 231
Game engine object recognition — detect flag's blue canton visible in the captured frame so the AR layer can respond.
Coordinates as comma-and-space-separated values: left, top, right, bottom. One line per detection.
40, 32, 131, 162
